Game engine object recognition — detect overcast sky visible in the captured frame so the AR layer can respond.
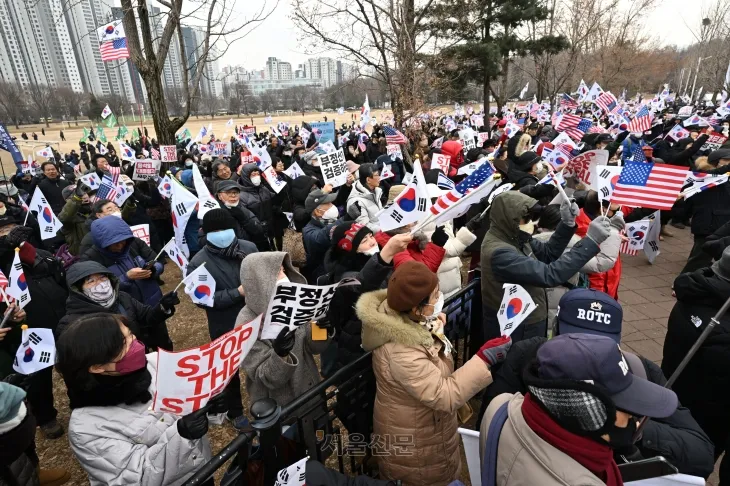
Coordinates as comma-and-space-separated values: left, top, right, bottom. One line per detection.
146, 0, 718, 72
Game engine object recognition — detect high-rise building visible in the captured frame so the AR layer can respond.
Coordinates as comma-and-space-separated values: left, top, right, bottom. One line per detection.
297, 63, 307, 78
180, 26, 221, 99
337, 60, 357, 84
307, 57, 338, 88
265, 57, 292, 81
0, 0, 83, 91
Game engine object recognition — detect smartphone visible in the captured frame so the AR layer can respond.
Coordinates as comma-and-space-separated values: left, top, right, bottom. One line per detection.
311, 321, 328, 341
143, 261, 156, 271
617, 456, 678, 482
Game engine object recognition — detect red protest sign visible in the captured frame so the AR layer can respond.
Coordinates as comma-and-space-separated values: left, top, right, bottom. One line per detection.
431, 153, 451, 173
152, 316, 261, 415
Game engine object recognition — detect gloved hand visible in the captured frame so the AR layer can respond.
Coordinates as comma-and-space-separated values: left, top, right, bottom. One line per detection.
586, 216, 612, 245
477, 336, 512, 367
272, 327, 296, 357
5, 226, 33, 249
314, 317, 335, 337
177, 406, 210, 440
609, 211, 625, 232
560, 198, 580, 227
466, 213, 485, 233
159, 291, 180, 311
703, 238, 728, 261
74, 182, 92, 198
431, 225, 449, 247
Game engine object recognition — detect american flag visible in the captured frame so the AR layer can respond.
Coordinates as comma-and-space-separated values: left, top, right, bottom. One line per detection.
610, 161, 688, 210
94, 175, 119, 202
558, 114, 593, 141
559, 94, 578, 110
629, 144, 647, 162
108, 165, 121, 185
589, 125, 608, 134
595, 92, 619, 114
383, 126, 408, 145
100, 38, 130, 62
431, 162, 494, 215
626, 105, 652, 133
151, 147, 161, 160
0, 269, 9, 303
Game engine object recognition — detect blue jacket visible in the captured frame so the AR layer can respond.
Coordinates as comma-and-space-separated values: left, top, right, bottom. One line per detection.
302, 217, 337, 283
82, 217, 164, 306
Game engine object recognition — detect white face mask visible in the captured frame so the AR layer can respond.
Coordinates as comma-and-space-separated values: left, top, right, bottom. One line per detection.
362, 246, 379, 256
519, 221, 535, 235
321, 205, 339, 221
277, 275, 290, 284
110, 211, 122, 218
425, 292, 444, 319
250, 176, 261, 186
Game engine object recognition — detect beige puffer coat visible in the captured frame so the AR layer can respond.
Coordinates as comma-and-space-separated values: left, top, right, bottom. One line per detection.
357, 290, 493, 486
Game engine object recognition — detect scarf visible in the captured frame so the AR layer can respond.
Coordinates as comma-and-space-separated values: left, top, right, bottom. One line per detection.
521, 393, 623, 486
206, 239, 245, 260
66, 367, 152, 410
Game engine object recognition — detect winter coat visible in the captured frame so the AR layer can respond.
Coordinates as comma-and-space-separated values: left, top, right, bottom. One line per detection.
68, 354, 212, 486
415, 222, 476, 299
58, 197, 92, 255
482, 337, 715, 478
187, 240, 257, 339
356, 289, 492, 486
684, 176, 730, 237
480, 191, 600, 329
662, 268, 730, 450
57, 261, 174, 351
236, 252, 331, 408
532, 226, 621, 322
575, 210, 622, 299
654, 134, 709, 167
480, 393, 606, 486
78, 202, 136, 257
439, 141, 464, 176
31, 175, 71, 215
373, 232, 445, 271
217, 201, 269, 252
0, 402, 39, 486
302, 217, 337, 283
238, 163, 275, 233
81, 217, 164, 307
0, 245, 68, 378
290, 176, 319, 231
346, 181, 383, 232
506, 164, 555, 204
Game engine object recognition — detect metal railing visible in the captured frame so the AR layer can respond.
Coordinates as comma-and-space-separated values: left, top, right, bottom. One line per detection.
184, 278, 481, 486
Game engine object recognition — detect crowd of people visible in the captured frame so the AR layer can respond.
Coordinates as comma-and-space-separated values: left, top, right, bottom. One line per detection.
1, 91, 730, 486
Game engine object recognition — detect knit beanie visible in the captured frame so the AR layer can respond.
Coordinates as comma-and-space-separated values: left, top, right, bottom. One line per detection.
712, 246, 730, 282
202, 208, 236, 234
387, 261, 439, 312
332, 222, 372, 254
0, 382, 26, 424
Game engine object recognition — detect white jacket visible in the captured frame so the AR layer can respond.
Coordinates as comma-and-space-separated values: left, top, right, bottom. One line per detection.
415, 222, 477, 298
346, 180, 383, 232
68, 354, 212, 486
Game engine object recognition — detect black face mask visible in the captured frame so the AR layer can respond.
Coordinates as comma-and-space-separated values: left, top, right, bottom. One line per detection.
602, 416, 637, 449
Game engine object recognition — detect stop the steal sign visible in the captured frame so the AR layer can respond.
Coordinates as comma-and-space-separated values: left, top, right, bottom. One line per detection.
152, 315, 261, 415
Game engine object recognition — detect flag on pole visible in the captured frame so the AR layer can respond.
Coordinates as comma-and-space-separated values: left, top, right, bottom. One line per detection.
360, 95, 371, 127
666, 124, 690, 141
184, 264, 216, 307
644, 211, 661, 264
13, 327, 55, 375
595, 92, 619, 114
94, 174, 119, 202
519, 83, 529, 100
171, 180, 199, 257
626, 105, 652, 132
7, 249, 30, 308
101, 104, 113, 119
119, 142, 135, 161
428, 162, 498, 225
0, 269, 9, 303
116, 126, 128, 140
596, 165, 623, 201
377, 162, 431, 232
383, 126, 408, 145
683, 114, 710, 127
150, 146, 160, 160
577, 79, 589, 101
96, 20, 125, 43
157, 175, 173, 199
96, 127, 107, 143
437, 172, 455, 191
29, 188, 62, 240
99, 38, 130, 62
274, 457, 307, 486
36, 147, 53, 158
610, 161, 688, 210
559, 94, 578, 110
105, 114, 117, 129
620, 219, 651, 256
163, 237, 189, 275
681, 172, 730, 199
585, 82, 604, 103
191, 164, 219, 218
557, 114, 592, 141
497, 283, 537, 337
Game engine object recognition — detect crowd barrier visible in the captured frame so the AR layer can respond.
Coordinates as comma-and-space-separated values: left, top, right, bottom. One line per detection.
183, 278, 482, 485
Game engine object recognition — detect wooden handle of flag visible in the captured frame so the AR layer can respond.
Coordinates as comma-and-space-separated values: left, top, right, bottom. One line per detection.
175, 261, 206, 292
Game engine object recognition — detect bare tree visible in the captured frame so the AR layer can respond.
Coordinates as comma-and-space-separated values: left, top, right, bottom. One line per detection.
0, 82, 29, 128
26, 84, 58, 127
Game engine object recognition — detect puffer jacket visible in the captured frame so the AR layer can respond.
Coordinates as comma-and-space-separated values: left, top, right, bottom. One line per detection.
81, 217, 164, 307
575, 210, 622, 299
415, 222, 476, 299
68, 354, 212, 486
238, 163, 275, 234
0, 400, 39, 486
236, 252, 331, 408
346, 181, 383, 232
480, 393, 606, 486
356, 289, 492, 486
58, 196, 92, 255
78, 203, 137, 257
290, 176, 319, 231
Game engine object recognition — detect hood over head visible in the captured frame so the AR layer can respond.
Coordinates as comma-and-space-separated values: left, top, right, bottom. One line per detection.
239, 252, 306, 315
90, 216, 133, 250
488, 191, 537, 243
291, 175, 319, 203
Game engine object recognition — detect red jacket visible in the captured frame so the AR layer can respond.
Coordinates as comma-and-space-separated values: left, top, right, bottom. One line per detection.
374, 232, 445, 272
440, 141, 464, 177
575, 210, 621, 299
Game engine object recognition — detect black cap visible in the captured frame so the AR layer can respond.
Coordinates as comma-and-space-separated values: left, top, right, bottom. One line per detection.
305, 189, 337, 214
708, 148, 730, 166
556, 289, 623, 343
215, 180, 243, 193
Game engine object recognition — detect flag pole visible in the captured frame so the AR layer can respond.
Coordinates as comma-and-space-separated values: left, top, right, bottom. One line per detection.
175, 261, 206, 292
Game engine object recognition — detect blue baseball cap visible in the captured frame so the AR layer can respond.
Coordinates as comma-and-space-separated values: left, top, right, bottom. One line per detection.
556, 289, 622, 344
537, 334, 677, 418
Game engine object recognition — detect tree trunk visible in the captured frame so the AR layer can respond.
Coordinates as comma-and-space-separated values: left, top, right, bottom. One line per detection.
143, 73, 176, 145
483, 73, 491, 134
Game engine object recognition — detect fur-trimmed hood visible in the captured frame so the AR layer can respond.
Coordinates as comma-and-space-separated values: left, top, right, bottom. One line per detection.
356, 289, 433, 351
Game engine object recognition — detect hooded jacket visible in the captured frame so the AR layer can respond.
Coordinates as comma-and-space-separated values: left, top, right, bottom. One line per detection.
480, 192, 600, 330
414, 222, 477, 299
77, 203, 137, 257
439, 141, 464, 176
662, 268, 730, 448
187, 240, 257, 339
81, 217, 164, 307
346, 181, 384, 232
57, 261, 173, 351
575, 209, 622, 299
58, 196, 92, 255
238, 163, 275, 232
236, 252, 331, 408
356, 289, 492, 486
67, 354, 212, 486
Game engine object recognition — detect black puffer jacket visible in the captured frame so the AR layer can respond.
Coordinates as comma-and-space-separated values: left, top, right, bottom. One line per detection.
480, 335, 715, 477
57, 260, 173, 350
506, 163, 554, 204
238, 163, 275, 234
663, 268, 730, 458
215, 201, 269, 252
684, 177, 730, 237
291, 175, 319, 231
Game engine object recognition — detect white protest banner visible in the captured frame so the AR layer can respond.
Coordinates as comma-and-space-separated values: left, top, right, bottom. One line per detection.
132, 159, 161, 181
79, 173, 102, 191
678, 106, 694, 116
283, 162, 305, 180
274, 457, 308, 486
212, 142, 231, 156
13, 327, 55, 375
152, 316, 262, 415
318, 148, 348, 187
564, 149, 609, 189
160, 145, 177, 162
262, 165, 287, 193
462, 136, 477, 155
261, 281, 345, 339
130, 224, 151, 246
596, 165, 623, 201
431, 153, 451, 173
497, 284, 537, 337
478, 132, 490, 145
191, 164, 219, 218
644, 211, 661, 264
387, 144, 403, 161
29, 188, 62, 240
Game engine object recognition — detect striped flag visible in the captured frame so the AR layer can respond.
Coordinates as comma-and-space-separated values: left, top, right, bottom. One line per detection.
626, 105, 652, 132
383, 126, 408, 145
437, 172, 455, 190
151, 147, 161, 160
559, 94, 578, 110
0, 268, 10, 303
94, 175, 118, 202
108, 165, 121, 185
99, 38, 130, 62
682, 172, 730, 199
430, 162, 495, 218
610, 161, 688, 210
595, 92, 619, 114
557, 114, 592, 141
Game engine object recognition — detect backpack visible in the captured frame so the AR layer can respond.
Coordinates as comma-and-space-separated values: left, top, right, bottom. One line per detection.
481, 401, 509, 486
